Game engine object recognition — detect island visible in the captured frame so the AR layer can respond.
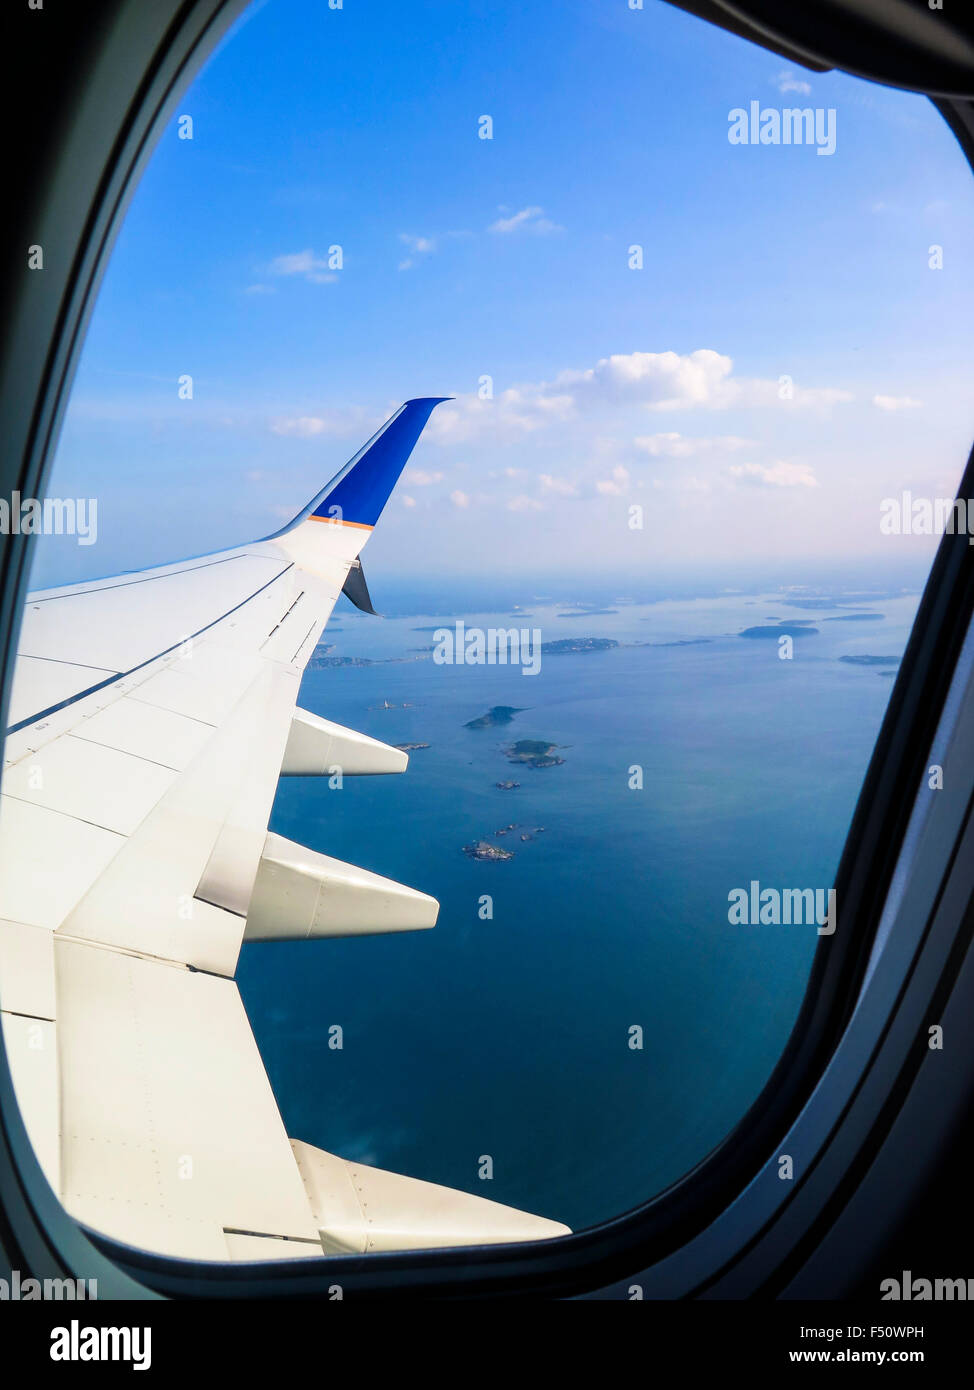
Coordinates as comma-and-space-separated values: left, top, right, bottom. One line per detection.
740, 624, 820, 639
505, 739, 565, 768
824, 613, 883, 622
839, 654, 901, 667
394, 742, 430, 752
495, 780, 521, 790
780, 598, 840, 609
309, 654, 375, 668
465, 705, 525, 729
649, 638, 713, 648
541, 637, 619, 654
462, 840, 514, 862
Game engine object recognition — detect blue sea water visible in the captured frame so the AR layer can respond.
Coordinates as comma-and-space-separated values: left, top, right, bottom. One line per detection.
236, 585, 919, 1232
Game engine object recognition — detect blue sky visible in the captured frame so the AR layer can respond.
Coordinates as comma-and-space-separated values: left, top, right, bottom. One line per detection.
34, 0, 974, 590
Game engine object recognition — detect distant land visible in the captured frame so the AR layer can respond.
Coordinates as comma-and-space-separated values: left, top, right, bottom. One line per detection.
465, 705, 524, 729
505, 739, 565, 769
495, 780, 520, 790
779, 598, 843, 610
542, 637, 619, 654
649, 638, 713, 648
740, 624, 820, 639
839, 654, 901, 667
394, 742, 430, 751
778, 592, 903, 610
557, 608, 619, 618
824, 613, 883, 622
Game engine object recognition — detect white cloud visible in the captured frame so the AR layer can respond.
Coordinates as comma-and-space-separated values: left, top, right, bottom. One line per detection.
426, 392, 572, 445
555, 350, 851, 413
403, 468, 444, 485
506, 494, 544, 511
488, 206, 563, 235
401, 495, 417, 508
596, 465, 631, 496
269, 249, 337, 284
775, 70, 812, 95
398, 233, 437, 270
539, 474, 579, 496
729, 460, 818, 488
450, 489, 470, 508
244, 283, 275, 295
873, 394, 922, 411
270, 408, 367, 438
563, 349, 734, 410
426, 350, 852, 448
271, 416, 330, 438
634, 432, 752, 457
400, 234, 436, 254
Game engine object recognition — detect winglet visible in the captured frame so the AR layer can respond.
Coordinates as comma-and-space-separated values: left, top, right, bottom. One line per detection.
272, 397, 451, 537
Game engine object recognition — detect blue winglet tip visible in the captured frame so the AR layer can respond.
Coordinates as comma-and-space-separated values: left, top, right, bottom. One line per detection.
311, 395, 453, 528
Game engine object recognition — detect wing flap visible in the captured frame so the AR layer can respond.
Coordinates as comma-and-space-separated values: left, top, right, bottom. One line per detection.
55, 939, 321, 1261
291, 1139, 570, 1254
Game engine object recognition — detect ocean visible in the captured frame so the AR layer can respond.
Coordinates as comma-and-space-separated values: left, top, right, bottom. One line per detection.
236, 583, 919, 1232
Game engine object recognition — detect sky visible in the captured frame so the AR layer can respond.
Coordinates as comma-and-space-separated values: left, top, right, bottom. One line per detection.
32, 0, 974, 593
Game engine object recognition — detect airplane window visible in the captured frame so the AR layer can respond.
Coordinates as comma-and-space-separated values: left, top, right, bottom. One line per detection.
4, 0, 974, 1260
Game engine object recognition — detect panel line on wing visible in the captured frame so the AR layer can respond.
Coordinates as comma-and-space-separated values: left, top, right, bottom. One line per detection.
8, 562, 295, 735
25, 552, 250, 605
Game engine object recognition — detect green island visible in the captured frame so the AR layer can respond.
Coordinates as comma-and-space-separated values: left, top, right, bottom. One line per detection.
465, 705, 525, 729
505, 739, 565, 768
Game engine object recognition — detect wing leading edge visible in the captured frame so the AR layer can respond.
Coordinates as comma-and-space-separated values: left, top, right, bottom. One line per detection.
0, 399, 571, 1261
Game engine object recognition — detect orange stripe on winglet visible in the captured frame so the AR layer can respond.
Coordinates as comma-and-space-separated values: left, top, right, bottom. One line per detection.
307, 516, 374, 531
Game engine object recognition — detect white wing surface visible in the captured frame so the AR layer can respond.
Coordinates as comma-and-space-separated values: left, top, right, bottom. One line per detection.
0, 399, 570, 1260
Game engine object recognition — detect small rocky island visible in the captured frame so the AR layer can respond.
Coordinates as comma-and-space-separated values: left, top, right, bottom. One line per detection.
465, 705, 524, 729
505, 739, 565, 769
394, 742, 430, 751
542, 637, 618, 654
495, 780, 521, 790
463, 840, 514, 862
462, 823, 547, 861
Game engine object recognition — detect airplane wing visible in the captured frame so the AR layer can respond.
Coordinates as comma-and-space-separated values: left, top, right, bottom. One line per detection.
0, 398, 570, 1261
